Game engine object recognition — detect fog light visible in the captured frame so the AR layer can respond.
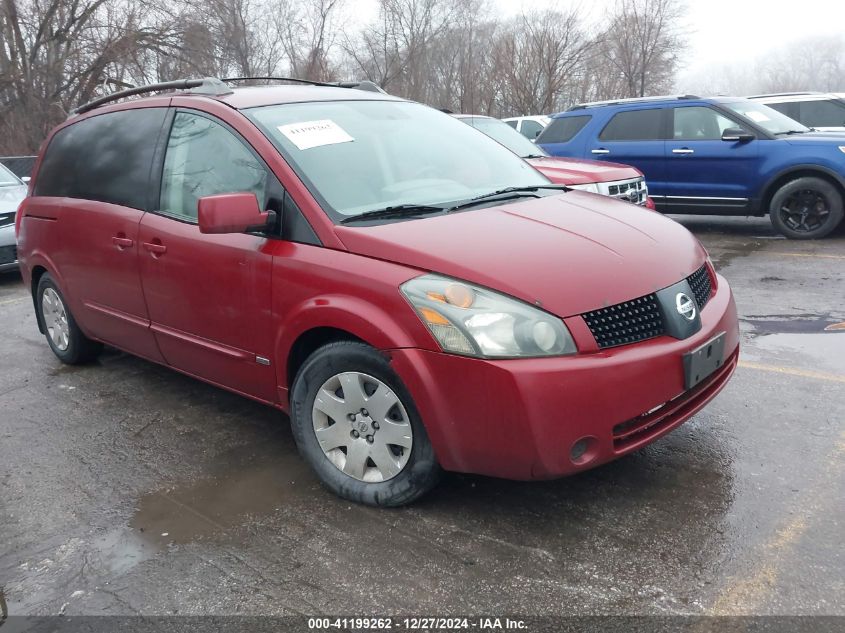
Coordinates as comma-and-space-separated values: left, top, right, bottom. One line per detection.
570, 436, 597, 465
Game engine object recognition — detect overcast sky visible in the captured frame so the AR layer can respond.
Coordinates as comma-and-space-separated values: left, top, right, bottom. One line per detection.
348, 0, 845, 87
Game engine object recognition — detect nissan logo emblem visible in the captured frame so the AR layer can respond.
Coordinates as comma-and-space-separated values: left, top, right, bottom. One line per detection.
675, 293, 696, 321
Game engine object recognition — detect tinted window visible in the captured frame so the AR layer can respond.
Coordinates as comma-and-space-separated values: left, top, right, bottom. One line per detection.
673, 107, 738, 140
599, 109, 664, 141
504, 120, 518, 129
537, 115, 591, 144
520, 120, 544, 139
160, 112, 269, 222
35, 108, 167, 209
765, 101, 799, 119
797, 100, 845, 127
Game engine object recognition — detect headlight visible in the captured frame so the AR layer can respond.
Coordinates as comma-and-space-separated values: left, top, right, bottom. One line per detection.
401, 274, 576, 358
567, 183, 600, 194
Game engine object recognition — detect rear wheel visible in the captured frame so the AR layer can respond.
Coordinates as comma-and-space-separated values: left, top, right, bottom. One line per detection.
769, 176, 844, 239
290, 341, 441, 506
36, 273, 102, 364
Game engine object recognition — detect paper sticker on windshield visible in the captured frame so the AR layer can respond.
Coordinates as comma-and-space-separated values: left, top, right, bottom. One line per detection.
745, 111, 770, 123
277, 120, 354, 150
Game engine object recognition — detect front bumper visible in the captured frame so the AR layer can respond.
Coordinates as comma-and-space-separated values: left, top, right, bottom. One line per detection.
0, 226, 18, 272
388, 273, 739, 480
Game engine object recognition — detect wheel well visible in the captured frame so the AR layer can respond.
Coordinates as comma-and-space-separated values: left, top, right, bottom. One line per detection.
30, 265, 47, 333
762, 170, 845, 214
287, 327, 365, 388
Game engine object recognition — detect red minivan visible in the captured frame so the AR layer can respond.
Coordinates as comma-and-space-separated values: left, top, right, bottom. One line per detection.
16, 79, 739, 506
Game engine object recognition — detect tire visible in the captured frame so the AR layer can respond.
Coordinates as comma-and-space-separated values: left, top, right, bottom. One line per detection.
769, 176, 844, 239
290, 341, 441, 506
35, 273, 103, 364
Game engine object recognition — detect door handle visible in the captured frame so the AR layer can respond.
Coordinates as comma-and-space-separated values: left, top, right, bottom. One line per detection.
112, 236, 134, 249
672, 148, 695, 154
143, 241, 167, 255
591, 148, 610, 155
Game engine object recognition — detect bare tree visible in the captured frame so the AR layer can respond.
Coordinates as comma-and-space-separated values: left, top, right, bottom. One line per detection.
599, 0, 684, 98
492, 7, 591, 115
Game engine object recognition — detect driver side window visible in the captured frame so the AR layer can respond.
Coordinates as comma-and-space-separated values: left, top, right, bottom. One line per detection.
673, 107, 738, 140
160, 112, 268, 222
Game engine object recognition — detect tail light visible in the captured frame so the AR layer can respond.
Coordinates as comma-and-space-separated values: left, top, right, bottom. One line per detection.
15, 199, 25, 237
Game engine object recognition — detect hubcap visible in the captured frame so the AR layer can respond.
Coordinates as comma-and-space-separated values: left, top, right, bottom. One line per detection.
41, 288, 70, 351
780, 189, 830, 233
311, 372, 413, 482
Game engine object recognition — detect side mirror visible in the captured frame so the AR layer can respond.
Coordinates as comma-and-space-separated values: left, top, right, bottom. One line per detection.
21, 176, 30, 183
721, 127, 754, 143
197, 192, 274, 234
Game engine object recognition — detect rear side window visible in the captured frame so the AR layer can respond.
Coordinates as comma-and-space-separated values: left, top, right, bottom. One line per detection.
797, 100, 845, 127
599, 109, 664, 141
35, 108, 168, 210
159, 112, 269, 222
765, 101, 798, 119
519, 119, 544, 139
537, 115, 590, 144
504, 120, 518, 129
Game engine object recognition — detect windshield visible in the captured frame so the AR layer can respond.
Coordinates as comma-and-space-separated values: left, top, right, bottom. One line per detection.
247, 101, 549, 221
0, 164, 22, 187
723, 101, 810, 135
460, 116, 548, 158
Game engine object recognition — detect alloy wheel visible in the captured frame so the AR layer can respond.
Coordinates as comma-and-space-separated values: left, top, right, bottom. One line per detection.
779, 189, 831, 233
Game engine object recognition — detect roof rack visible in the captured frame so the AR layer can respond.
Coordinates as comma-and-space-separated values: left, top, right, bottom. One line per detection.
71, 76, 387, 116
222, 77, 386, 94
568, 94, 701, 110
747, 91, 823, 99
72, 77, 232, 115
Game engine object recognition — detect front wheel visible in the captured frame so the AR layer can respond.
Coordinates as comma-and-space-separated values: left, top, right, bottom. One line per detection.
290, 341, 441, 506
769, 177, 844, 239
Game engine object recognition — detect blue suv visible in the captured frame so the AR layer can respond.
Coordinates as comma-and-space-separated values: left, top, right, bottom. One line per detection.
537, 96, 845, 239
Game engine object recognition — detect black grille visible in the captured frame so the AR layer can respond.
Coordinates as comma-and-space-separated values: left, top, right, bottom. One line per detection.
0, 245, 17, 265
582, 293, 665, 349
686, 264, 712, 310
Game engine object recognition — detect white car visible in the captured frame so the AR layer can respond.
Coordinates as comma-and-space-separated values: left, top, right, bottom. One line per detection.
0, 163, 27, 272
748, 92, 845, 133
502, 115, 550, 140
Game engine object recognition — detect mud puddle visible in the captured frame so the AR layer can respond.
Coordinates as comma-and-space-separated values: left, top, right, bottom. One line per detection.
130, 440, 318, 550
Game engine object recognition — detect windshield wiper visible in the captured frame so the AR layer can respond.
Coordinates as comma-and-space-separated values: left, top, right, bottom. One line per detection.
446, 184, 569, 213
340, 204, 446, 224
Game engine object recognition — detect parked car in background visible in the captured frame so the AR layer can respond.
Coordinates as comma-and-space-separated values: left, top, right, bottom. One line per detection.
0, 163, 27, 272
538, 95, 845, 239
0, 156, 38, 182
748, 92, 845, 133
502, 115, 550, 140
17, 77, 738, 506
455, 114, 653, 207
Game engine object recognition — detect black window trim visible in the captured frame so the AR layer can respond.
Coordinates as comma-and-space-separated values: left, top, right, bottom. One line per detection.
597, 106, 671, 142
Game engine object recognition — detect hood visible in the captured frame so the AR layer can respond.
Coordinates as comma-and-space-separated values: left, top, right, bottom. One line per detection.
335, 192, 706, 317
784, 132, 845, 144
0, 185, 27, 213
526, 156, 641, 185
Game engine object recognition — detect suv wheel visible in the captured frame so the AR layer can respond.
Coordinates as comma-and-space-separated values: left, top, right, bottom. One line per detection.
36, 273, 103, 364
769, 176, 844, 239
290, 341, 441, 506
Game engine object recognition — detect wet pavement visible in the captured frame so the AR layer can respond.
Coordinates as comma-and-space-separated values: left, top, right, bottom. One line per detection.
0, 215, 843, 617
